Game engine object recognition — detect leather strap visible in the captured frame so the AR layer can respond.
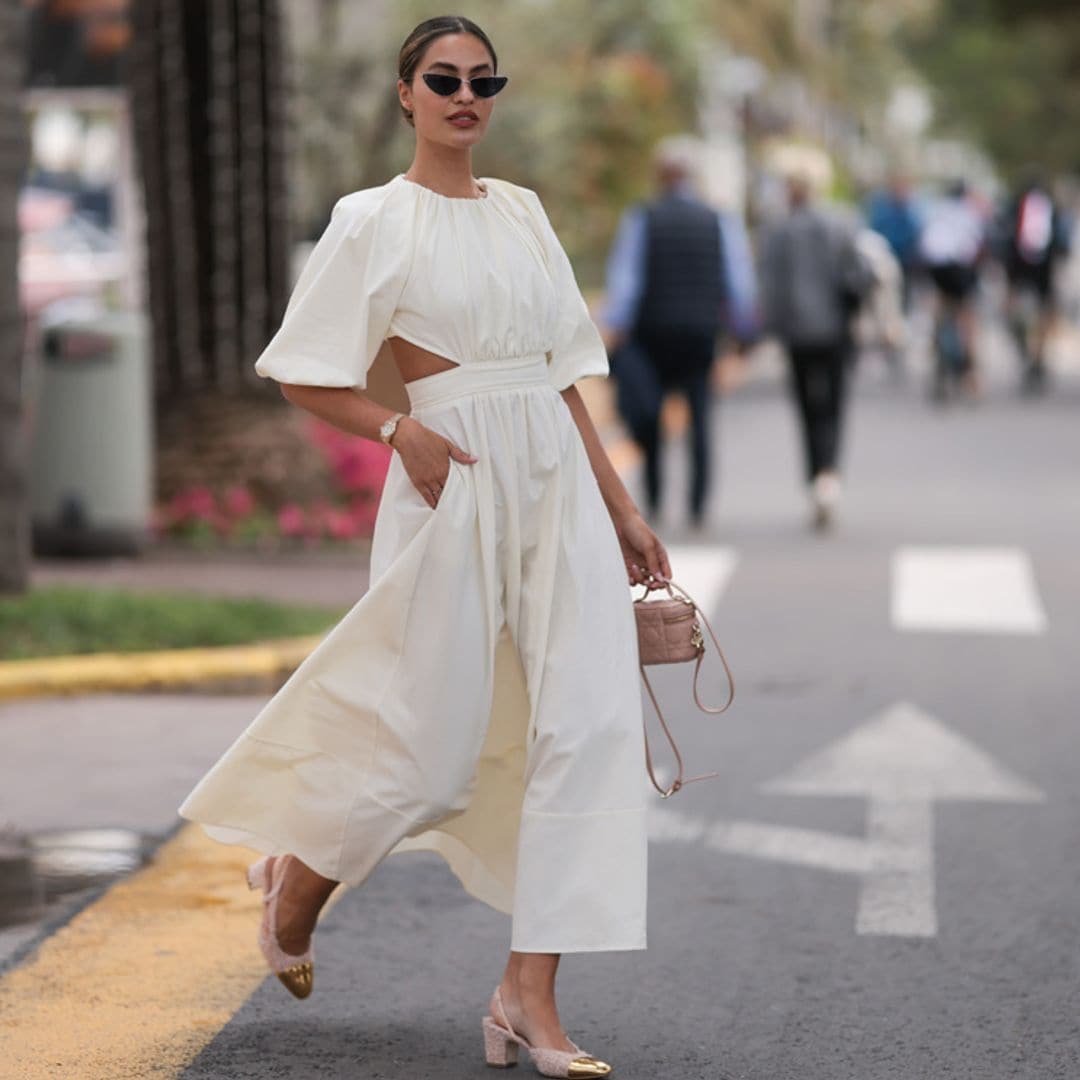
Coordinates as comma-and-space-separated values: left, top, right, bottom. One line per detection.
638, 581, 734, 798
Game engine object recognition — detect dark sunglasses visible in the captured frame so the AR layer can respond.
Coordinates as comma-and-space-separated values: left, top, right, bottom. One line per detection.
421, 72, 508, 99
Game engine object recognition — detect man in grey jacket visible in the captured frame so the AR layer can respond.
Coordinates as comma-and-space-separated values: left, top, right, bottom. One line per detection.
761, 167, 873, 529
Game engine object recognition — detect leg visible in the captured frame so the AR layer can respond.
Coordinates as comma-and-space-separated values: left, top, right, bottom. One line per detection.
181, 428, 503, 945
613, 339, 663, 514
682, 351, 714, 525
498, 402, 647, 1048
788, 346, 821, 483
816, 343, 849, 476
497, 952, 568, 1052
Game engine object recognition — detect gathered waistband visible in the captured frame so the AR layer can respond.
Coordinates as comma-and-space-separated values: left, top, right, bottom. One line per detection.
405, 355, 551, 410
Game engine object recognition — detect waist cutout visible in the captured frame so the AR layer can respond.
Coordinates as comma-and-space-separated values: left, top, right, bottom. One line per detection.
405, 354, 550, 410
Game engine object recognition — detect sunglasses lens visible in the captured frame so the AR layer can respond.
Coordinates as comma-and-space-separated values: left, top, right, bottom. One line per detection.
471, 76, 508, 98
422, 73, 460, 96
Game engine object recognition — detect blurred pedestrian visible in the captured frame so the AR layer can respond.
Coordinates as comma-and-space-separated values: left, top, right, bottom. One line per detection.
919, 179, 986, 402
867, 173, 921, 311
999, 172, 1072, 393
602, 135, 758, 530
760, 155, 874, 530
852, 226, 906, 374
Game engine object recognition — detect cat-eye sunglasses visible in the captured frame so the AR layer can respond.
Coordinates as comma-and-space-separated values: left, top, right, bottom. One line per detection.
421, 72, 509, 99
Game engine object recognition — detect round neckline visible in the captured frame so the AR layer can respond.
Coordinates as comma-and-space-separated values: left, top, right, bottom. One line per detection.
396, 174, 491, 202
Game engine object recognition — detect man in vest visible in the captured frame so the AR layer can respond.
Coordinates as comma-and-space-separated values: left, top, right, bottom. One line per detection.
603, 136, 757, 530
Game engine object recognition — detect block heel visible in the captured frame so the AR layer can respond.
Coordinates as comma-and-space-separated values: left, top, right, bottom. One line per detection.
483, 1015, 520, 1068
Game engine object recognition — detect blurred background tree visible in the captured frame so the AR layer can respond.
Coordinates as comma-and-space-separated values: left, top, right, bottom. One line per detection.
903, 0, 1080, 181
1, 0, 29, 592
130, 0, 290, 396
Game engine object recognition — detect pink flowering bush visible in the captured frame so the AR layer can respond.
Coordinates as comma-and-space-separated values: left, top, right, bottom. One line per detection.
155, 419, 391, 549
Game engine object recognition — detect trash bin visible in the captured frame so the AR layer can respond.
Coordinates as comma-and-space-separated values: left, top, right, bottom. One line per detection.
29, 306, 152, 556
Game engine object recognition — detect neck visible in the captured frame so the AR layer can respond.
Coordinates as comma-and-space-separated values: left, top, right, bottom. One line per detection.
405, 139, 480, 198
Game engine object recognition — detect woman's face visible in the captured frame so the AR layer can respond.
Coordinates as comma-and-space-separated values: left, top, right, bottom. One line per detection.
399, 33, 499, 151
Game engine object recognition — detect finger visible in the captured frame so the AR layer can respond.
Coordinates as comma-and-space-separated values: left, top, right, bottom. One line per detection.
447, 441, 478, 464
644, 541, 667, 585
658, 543, 673, 582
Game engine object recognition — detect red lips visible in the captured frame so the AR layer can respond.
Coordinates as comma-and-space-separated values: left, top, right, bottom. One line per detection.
449, 110, 479, 121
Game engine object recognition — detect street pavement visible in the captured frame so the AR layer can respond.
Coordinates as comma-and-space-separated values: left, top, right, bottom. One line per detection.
2, 332, 1078, 1079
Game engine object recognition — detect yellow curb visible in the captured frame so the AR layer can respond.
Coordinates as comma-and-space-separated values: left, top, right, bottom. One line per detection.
0, 635, 323, 701
0, 824, 343, 1078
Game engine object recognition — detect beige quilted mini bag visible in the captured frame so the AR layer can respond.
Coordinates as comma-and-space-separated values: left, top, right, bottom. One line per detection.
634, 580, 735, 798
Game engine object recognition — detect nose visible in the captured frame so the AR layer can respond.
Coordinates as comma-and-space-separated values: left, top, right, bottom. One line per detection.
454, 79, 476, 105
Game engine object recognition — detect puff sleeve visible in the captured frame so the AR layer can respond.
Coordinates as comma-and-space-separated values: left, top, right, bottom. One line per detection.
526, 191, 610, 391
254, 190, 407, 389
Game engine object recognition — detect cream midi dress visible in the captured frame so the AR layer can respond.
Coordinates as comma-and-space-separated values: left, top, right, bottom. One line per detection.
178, 175, 648, 953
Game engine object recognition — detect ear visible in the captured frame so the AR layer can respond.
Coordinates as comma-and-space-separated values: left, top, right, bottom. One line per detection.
397, 78, 412, 116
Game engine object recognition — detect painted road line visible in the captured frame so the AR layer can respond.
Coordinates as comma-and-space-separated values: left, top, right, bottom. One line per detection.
0, 824, 340, 1077
891, 547, 1047, 635
0, 635, 322, 701
651, 702, 1045, 938
664, 544, 738, 615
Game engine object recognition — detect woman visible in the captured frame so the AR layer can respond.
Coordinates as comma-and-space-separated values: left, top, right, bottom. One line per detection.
179, 15, 670, 1078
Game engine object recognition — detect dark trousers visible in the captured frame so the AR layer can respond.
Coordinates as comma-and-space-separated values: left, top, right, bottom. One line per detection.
787, 342, 850, 483
613, 332, 715, 521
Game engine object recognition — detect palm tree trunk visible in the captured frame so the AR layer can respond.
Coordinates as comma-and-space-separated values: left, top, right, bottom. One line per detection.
130, 0, 289, 398
0, 0, 29, 594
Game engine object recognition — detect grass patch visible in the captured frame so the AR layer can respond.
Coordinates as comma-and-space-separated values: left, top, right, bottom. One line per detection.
0, 586, 345, 660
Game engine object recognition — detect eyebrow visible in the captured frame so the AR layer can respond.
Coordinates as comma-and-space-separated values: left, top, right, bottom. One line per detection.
425, 60, 493, 74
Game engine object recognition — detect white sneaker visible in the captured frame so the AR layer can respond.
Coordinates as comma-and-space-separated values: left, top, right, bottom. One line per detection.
810, 472, 841, 531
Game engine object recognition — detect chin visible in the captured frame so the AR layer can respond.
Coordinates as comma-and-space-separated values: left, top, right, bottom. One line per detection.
434, 128, 486, 150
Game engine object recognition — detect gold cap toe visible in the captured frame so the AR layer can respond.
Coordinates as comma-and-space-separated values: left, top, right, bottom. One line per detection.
567, 1057, 612, 1078
277, 961, 314, 999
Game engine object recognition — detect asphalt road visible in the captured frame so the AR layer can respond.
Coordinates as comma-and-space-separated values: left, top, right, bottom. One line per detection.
4, 337, 1078, 1079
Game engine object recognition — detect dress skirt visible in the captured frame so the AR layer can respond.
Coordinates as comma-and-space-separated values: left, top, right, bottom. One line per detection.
178, 354, 648, 953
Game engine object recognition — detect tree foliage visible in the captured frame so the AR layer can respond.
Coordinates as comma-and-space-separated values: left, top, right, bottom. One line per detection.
904, 0, 1080, 179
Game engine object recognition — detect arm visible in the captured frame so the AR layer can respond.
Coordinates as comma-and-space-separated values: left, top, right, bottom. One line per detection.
601, 207, 647, 351
560, 383, 671, 588
280, 383, 477, 509
718, 211, 760, 345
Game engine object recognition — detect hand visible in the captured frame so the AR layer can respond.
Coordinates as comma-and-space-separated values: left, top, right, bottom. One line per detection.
615, 509, 672, 589
391, 417, 477, 509
601, 325, 627, 355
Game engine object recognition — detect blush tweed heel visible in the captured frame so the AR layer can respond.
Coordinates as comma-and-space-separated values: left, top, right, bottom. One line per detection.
246, 855, 315, 999
481, 987, 612, 1077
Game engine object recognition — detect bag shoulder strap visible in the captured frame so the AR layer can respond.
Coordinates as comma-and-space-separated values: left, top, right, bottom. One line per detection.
639, 581, 734, 797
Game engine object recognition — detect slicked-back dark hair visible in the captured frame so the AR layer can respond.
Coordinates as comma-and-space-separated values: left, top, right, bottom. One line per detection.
398, 16, 498, 126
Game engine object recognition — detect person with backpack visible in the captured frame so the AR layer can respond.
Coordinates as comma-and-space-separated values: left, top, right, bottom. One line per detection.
760, 156, 874, 530
1000, 173, 1072, 393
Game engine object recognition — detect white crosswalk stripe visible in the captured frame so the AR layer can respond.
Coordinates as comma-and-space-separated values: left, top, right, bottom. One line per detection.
662, 544, 738, 616
891, 546, 1047, 635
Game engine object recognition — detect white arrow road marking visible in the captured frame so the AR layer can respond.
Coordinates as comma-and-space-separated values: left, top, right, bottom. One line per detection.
891, 547, 1047, 634
650, 703, 1045, 937
664, 545, 737, 615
